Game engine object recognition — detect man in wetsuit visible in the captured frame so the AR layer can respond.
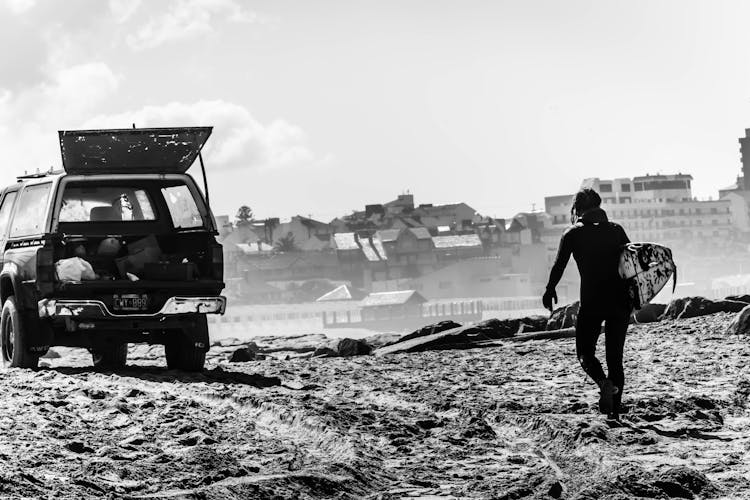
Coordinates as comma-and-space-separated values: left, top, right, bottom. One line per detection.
542, 188, 631, 419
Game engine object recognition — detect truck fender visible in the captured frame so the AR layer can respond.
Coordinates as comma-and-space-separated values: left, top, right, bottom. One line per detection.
0, 263, 52, 352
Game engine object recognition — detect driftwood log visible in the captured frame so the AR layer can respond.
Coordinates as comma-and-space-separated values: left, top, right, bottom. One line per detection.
374, 326, 576, 356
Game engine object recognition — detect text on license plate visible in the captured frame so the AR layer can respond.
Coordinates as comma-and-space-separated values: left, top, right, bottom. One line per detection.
113, 294, 149, 311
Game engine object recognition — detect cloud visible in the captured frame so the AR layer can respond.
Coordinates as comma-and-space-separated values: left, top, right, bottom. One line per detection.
0, 52, 322, 181
109, 0, 142, 23
0, 62, 120, 179
1, 0, 35, 14
126, 0, 258, 50
82, 100, 325, 171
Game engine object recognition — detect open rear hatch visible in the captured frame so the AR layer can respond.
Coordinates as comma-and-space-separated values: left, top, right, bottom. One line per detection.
58, 127, 212, 174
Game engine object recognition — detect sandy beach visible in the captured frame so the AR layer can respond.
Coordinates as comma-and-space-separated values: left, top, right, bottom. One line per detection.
0, 310, 743, 499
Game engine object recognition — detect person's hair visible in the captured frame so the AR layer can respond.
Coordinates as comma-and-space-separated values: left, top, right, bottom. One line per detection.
570, 188, 601, 222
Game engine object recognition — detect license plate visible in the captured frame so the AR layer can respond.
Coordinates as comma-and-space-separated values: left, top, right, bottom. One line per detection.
113, 294, 148, 311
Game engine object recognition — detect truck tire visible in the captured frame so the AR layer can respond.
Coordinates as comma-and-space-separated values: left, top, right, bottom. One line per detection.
165, 316, 208, 372
0, 296, 39, 369
91, 343, 128, 369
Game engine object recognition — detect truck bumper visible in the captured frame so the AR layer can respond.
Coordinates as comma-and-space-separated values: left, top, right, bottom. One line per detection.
38, 296, 227, 319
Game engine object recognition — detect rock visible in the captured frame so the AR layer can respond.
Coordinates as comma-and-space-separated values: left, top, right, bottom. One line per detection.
518, 315, 548, 332
416, 418, 442, 430
547, 301, 579, 330
462, 317, 543, 339
631, 303, 666, 323
727, 304, 750, 335
461, 416, 496, 439
227, 342, 261, 362
363, 333, 403, 348
714, 299, 748, 314
178, 430, 217, 446
398, 320, 462, 344
312, 346, 338, 358
663, 296, 748, 320
66, 441, 94, 454
228, 348, 255, 362
726, 294, 750, 304
374, 325, 468, 356
547, 481, 564, 499
336, 338, 372, 356
655, 466, 717, 497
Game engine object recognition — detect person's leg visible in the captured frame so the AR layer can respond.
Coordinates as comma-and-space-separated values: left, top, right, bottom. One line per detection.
604, 307, 629, 414
575, 308, 606, 385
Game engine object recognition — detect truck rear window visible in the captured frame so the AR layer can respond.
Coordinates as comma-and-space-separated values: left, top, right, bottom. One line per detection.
60, 186, 156, 222
57, 180, 206, 230
161, 185, 202, 229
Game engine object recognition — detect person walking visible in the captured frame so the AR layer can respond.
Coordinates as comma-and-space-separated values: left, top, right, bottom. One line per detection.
543, 188, 631, 419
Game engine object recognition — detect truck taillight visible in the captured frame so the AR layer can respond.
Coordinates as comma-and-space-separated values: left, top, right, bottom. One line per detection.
210, 244, 224, 281
37, 246, 55, 295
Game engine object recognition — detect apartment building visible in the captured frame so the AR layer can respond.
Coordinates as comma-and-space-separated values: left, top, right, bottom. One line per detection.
545, 174, 733, 244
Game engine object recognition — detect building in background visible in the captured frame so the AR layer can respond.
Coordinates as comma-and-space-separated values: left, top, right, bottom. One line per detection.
545, 174, 733, 246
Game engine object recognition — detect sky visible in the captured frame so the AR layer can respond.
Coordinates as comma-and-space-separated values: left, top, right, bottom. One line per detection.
2, 0, 750, 222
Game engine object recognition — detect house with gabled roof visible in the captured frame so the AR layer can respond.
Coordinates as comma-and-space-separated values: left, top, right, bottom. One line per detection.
414, 202, 479, 230
360, 290, 427, 321
316, 284, 366, 302
432, 234, 484, 262
270, 215, 332, 251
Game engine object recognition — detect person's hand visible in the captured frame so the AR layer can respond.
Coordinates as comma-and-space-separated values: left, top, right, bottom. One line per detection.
542, 288, 558, 312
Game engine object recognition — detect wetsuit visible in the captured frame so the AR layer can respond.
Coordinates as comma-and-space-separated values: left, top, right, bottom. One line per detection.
545, 208, 631, 405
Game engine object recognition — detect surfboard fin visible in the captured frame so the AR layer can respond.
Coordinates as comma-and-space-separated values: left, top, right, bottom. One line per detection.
672, 265, 677, 293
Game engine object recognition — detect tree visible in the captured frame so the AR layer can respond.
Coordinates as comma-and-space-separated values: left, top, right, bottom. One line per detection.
263, 217, 279, 244
274, 232, 299, 253
236, 205, 254, 226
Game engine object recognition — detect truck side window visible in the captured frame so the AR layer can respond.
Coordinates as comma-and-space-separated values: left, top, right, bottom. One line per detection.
0, 192, 17, 238
161, 185, 202, 229
11, 183, 52, 237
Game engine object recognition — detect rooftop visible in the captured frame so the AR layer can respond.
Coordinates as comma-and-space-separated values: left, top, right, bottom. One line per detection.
360, 290, 427, 307
432, 234, 483, 249
333, 232, 358, 251
316, 284, 364, 302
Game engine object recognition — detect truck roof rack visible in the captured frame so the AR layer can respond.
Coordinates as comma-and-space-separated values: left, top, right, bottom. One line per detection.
17, 169, 63, 181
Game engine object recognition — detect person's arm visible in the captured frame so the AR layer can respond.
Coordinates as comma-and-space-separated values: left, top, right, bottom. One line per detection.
620, 225, 630, 245
546, 229, 573, 291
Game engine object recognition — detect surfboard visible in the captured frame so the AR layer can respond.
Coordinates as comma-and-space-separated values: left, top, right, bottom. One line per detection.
618, 242, 676, 310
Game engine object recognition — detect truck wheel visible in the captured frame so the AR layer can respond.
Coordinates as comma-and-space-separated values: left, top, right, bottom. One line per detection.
165, 316, 208, 372
0, 296, 39, 369
91, 343, 128, 369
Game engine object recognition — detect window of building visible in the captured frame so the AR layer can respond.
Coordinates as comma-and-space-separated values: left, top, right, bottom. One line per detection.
696, 220, 702, 225
600, 184, 612, 193
710, 207, 718, 214
634, 182, 643, 191
621, 184, 631, 192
